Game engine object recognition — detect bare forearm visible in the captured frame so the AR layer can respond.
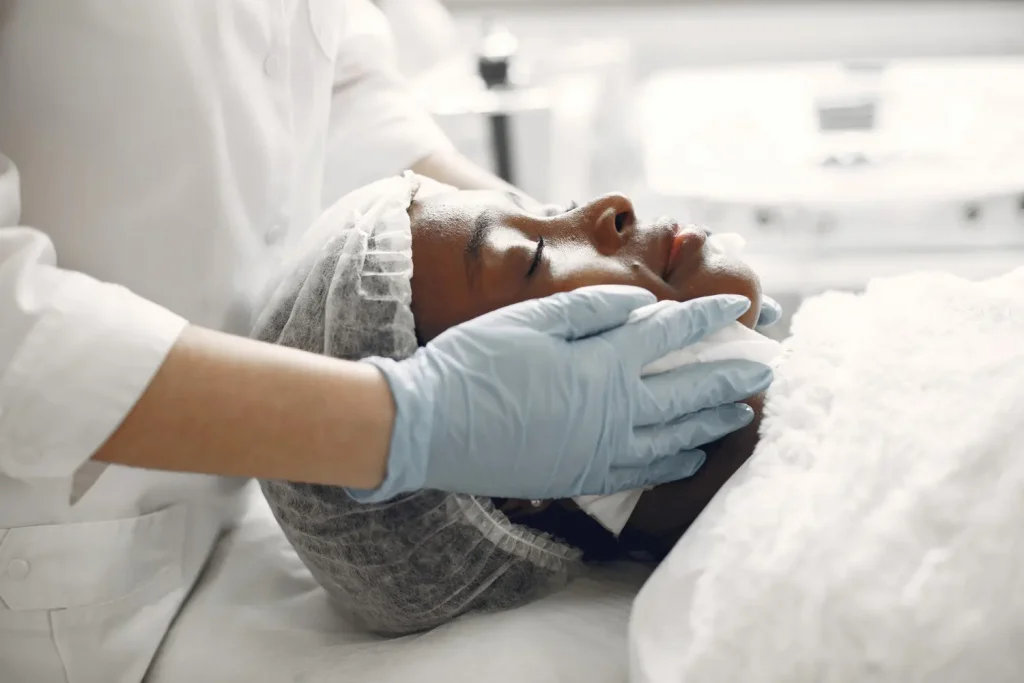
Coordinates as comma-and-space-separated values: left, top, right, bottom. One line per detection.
94, 325, 393, 488
412, 149, 519, 194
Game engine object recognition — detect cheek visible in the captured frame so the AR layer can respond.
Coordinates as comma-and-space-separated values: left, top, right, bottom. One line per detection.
410, 240, 482, 342
543, 257, 675, 300
410, 276, 451, 342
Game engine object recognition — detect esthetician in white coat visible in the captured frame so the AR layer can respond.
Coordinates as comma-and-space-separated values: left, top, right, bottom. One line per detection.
0, 2, 775, 681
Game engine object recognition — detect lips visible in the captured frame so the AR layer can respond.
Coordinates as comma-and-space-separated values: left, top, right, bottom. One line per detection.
664, 225, 707, 280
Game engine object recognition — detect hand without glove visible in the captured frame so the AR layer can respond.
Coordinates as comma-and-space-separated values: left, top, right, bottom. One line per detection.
352, 286, 773, 502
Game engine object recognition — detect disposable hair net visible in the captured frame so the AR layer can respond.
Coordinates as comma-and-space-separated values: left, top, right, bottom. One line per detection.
251, 171, 582, 635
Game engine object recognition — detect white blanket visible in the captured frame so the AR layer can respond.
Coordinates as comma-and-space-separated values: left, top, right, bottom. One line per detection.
630, 266, 1024, 683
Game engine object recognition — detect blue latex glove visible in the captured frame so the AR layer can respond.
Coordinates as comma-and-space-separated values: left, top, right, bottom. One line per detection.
756, 295, 784, 329
353, 286, 773, 502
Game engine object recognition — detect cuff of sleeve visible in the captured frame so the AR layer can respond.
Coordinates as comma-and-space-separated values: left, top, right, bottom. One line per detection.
0, 278, 187, 481
344, 356, 431, 503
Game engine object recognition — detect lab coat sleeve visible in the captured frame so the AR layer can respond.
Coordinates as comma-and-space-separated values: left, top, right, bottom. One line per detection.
321, 0, 456, 205
0, 153, 187, 483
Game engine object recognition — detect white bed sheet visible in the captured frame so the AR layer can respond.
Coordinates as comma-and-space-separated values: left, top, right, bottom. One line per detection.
629, 267, 1024, 682
148, 484, 649, 683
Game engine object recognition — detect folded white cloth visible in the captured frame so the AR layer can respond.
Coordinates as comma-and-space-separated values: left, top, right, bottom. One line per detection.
631, 265, 1024, 683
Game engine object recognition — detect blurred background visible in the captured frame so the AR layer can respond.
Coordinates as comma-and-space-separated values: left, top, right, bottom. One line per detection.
378, 0, 1024, 336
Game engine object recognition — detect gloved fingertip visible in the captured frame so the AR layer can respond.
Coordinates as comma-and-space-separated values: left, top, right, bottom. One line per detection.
756, 374, 774, 396
707, 294, 751, 322
755, 296, 783, 329
751, 364, 775, 390
720, 401, 756, 428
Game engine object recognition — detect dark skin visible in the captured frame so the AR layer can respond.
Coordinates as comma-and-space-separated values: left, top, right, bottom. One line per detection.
409, 188, 766, 559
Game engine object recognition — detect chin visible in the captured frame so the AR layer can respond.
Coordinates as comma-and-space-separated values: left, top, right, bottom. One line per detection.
669, 254, 762, 328
736, 279, 762, 328
728, 260, 762, 329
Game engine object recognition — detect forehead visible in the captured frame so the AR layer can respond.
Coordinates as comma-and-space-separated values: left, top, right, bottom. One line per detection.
410, 190, 532, 275
411, 189, 517, 228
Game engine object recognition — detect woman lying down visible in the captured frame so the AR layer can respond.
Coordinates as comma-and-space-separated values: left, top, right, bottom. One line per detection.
252, 171, 778, 635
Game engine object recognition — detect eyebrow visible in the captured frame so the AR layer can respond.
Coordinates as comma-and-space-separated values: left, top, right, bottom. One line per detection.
464, 193, 527, 282
464, 211, 495, 283
466, 192, 528, 272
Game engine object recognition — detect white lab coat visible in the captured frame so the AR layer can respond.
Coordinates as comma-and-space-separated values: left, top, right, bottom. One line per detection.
0, 1, 452, 681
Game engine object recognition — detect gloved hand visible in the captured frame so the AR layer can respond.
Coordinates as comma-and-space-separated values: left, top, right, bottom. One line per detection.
756, 295, 784, 329
353, 286, 773, 502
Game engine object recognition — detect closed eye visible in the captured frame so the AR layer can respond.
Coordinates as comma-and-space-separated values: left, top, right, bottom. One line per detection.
527, 236, 544, 278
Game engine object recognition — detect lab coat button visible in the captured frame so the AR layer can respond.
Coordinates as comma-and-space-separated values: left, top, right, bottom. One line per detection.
6, 559, 30, 580
264, 52, 284, 78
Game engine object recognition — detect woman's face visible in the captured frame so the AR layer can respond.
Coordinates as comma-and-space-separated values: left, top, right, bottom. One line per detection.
409, 189, 762, 341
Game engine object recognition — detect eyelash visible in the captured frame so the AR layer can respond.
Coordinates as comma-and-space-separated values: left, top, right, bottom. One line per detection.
527, 236, 545, 277
526, 202, 573, 277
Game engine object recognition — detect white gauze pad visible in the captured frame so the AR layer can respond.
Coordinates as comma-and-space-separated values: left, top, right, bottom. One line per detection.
573, 234, 782, 536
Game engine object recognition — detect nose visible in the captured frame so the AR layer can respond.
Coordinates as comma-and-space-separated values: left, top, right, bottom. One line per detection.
584, 193, 636, 254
